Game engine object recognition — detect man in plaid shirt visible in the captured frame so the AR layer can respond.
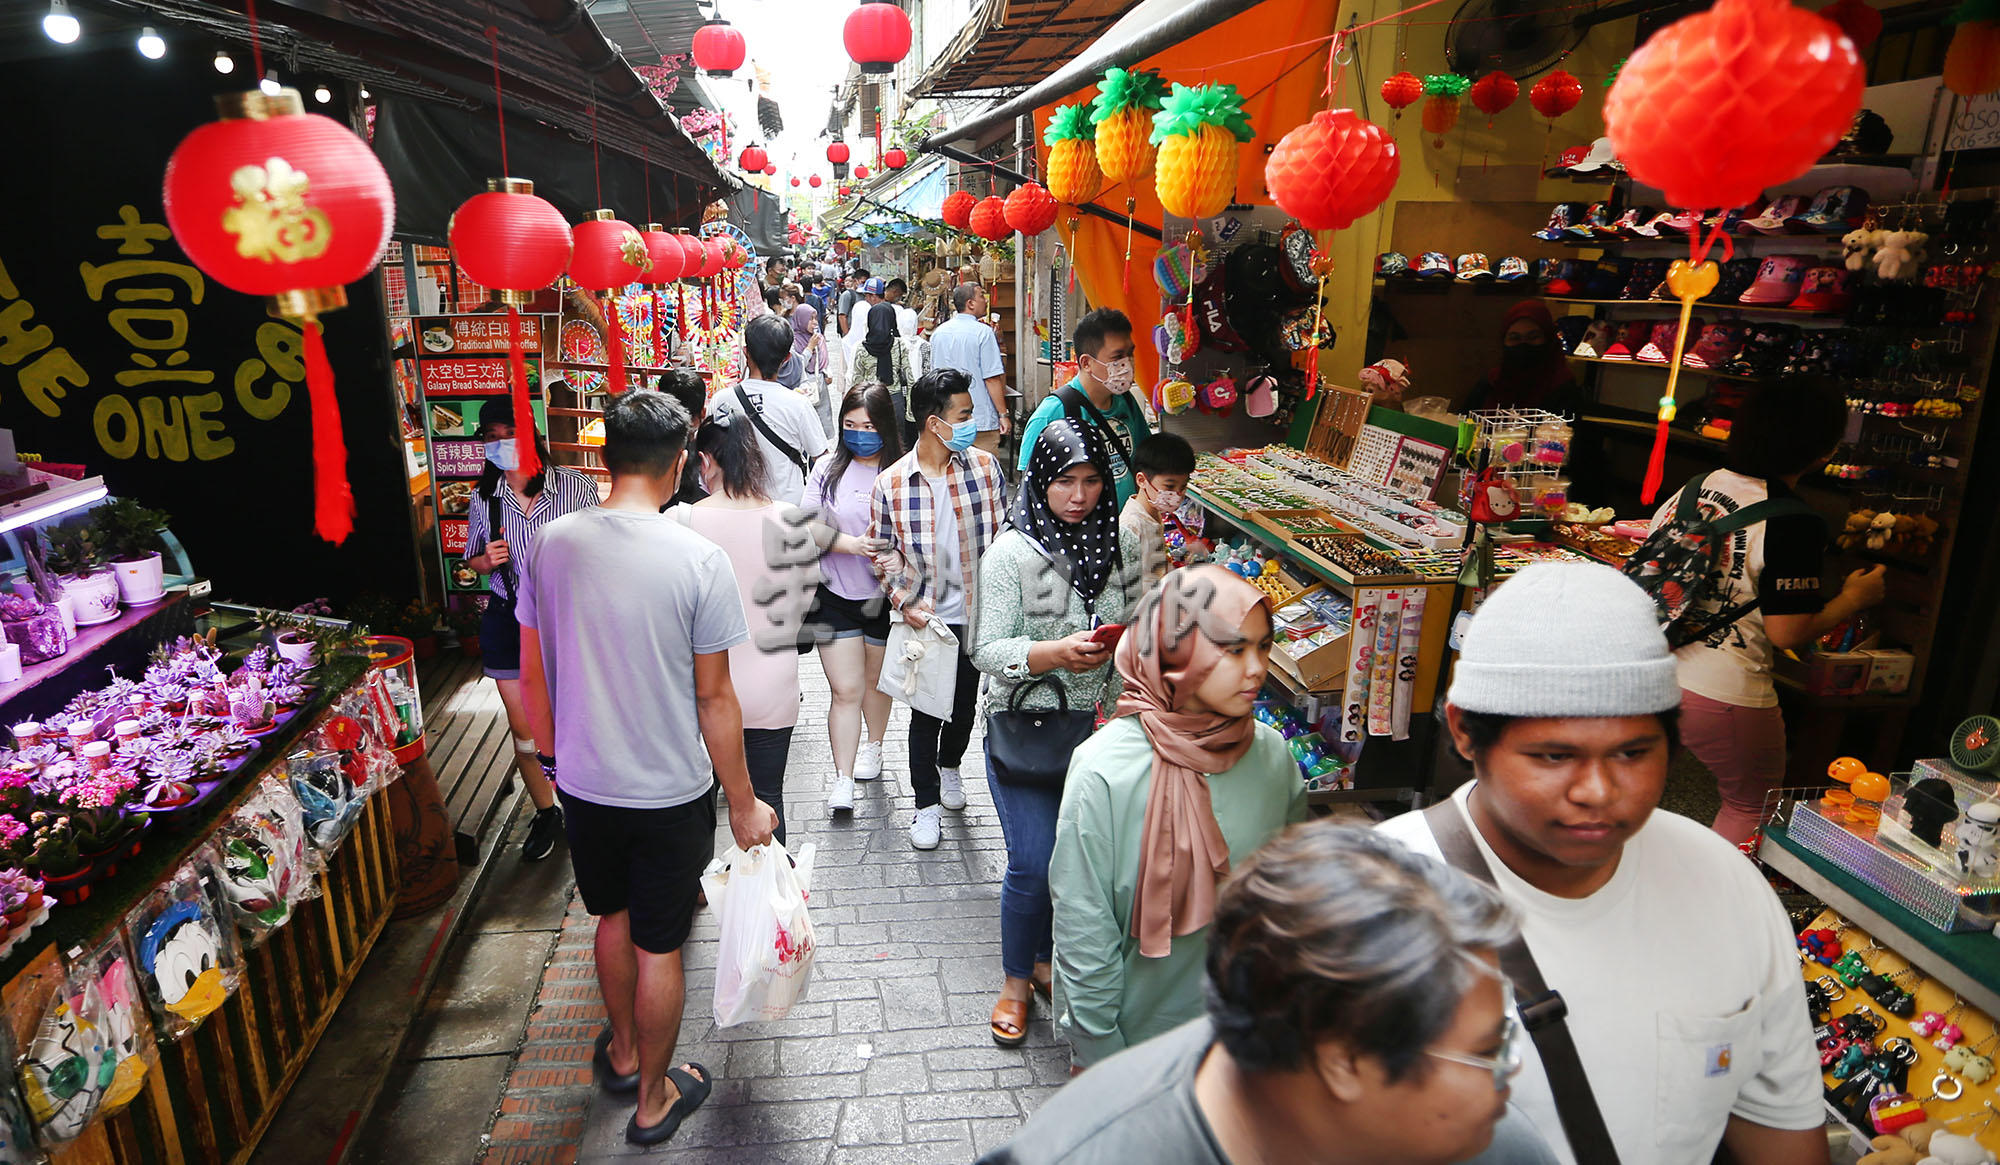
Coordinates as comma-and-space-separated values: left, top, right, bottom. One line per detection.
869, 369, 1007, 850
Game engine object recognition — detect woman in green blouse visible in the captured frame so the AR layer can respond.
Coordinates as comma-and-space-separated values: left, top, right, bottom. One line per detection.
1049, 564, 1307, 1068
972, 418, 1141, 1049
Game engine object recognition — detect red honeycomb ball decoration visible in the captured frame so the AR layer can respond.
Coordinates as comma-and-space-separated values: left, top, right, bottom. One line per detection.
1265, 109, 1401, 232
1380, 71, 1423, 113
942, 190, 977, 229
1529, 69, 1583, 120
969, 196, 1012, 241
1004, 182, 1059, 235
1470, 71, 1519, 125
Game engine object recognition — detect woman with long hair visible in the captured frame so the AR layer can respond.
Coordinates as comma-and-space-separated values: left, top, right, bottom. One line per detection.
852, 301, 916, 441
464, 396, 602, 862
1463, 301, 1581, 413
1049, 565, 1308, 1068
809, 383, 906, 815
971, 418, 1141, 1048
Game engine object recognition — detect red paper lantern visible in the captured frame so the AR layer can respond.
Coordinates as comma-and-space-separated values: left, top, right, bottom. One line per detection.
1380, 71, 1424, 112
844, 0, 913, 75
1528, 69, 1583, 121
569, 211, 649, 291
1470, 71, 1519, 123
765, 164, 777, 175
839, 185, 853, 197
826, 141, 851, 166
696, 236, 726, 278
1004, 183, 1059, 235
721, 238, 749, 270
450, 178, 572, 478
884, 147, 909, 169
1265, 109, 1401, 232
740, 144, 769, 172
968, 196, 1011, 241
162, 88, 394, 546
692, 20, 747, 77
1604, 0, 1863, 210
854, 164, 870, 179
792, 177, 802, 187
942, 190, 976, 229
640, 224, 687, 284
1822, 0, 1882, 51
809, 174, 823, 188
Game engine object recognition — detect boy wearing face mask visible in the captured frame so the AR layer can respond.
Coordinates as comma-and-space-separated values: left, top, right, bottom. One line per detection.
1122, 433, 1195, 587
1018, 309, 1152, 507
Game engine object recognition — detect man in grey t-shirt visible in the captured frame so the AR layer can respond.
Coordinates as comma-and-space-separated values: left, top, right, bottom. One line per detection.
982, 825, 1558, 1165
518, 389, 777, 1148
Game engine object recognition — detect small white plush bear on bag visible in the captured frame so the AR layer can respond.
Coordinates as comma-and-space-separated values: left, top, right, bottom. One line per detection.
1875, 231, 1930, 281
1844, 228, 1882, 273
1919, 1129, 2000, 1165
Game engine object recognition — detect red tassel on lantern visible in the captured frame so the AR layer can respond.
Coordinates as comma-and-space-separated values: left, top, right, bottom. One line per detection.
162, 87, 393, 545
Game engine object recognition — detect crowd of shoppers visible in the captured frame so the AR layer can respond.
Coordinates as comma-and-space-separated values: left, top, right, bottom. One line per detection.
491, 254, 1832, 1159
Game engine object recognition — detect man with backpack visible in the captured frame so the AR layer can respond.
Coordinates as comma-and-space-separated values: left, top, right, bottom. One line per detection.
1624, 380, 1885, 845
1016, 309, 1152, 506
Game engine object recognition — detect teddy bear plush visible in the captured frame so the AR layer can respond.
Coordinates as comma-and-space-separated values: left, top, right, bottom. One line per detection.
1876, 231, 1931, 281
1918, 1129, 1998, 1165
1846, 228, 1884, 273
1861, 1134, 1921, 1165
1904, 1121, 1943, 1154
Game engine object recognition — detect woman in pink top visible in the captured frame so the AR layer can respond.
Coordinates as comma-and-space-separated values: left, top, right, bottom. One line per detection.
676, 415, 816, 845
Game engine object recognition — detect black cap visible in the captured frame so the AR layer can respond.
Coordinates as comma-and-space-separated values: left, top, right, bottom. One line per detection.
477, 396, 516, 437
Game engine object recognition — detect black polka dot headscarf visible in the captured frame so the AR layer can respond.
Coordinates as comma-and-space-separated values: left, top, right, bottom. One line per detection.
1010, 417, 1120, 602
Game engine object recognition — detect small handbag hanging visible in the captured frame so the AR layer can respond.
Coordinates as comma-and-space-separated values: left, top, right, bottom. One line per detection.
985, 675, 1097, 790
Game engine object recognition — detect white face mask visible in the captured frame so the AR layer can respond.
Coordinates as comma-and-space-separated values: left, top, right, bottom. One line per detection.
484, 439, 519, 472
1151, 489, 1185, 514
1091, 355, 1136, 393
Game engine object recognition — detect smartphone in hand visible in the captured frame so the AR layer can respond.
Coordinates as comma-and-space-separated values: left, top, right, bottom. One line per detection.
1088, 623, 1126, 650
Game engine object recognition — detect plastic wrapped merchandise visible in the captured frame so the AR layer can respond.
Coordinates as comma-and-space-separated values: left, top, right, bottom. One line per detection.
287, 747, 366, 852
81, 938, 154, 1117
211, 783, 316, 946
121, 859, 240, 1041
15, 961, 109, 1145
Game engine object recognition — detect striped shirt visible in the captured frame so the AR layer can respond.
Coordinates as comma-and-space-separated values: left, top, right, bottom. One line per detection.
465, 466, 601, 601
867, 445, 1006, 627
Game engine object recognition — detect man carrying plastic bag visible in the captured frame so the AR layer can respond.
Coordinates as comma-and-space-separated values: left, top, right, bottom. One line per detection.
704, 841, 819, 1026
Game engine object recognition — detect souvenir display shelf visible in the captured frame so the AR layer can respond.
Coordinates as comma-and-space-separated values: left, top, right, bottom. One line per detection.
0, 655, 399, 1165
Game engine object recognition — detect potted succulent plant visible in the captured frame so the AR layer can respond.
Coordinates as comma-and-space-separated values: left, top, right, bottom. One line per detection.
0, 868, 44, 930
41, 522, 120, 627
22, 814, 90, 903
93, 498, 171, 606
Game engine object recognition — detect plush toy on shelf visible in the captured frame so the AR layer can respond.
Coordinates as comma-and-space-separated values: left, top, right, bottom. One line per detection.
1358, 358, 1411, 406
1875, 231, 1930, 281
1845, 227, 1883, 272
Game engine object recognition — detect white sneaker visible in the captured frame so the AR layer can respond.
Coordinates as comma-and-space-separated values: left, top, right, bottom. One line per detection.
939, 767, 966, 811
827, 774, 855, 815
854, 740, 884, 782
909, 805, 942, 850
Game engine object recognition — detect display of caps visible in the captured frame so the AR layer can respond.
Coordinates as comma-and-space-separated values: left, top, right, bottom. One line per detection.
1796, 186, 1869, 233
1551, 145, 1591, 173
1455, 253, 1494, 279
1606, 206, 1657, 237
1534, 203, 1585, 241
1710, 256, 1761, 302
1569, 138, 1624, 174
1580, 259, 1625, 300
1602, 320, 1652, 360
1572, 319, 1614, 358
1657, 209, 1706, 236
1553, 315, 1591, 353
1566, 202, 1613, 239
1739, 195, 1809, 234
1635, 319, 1694, 364
1376, 251, 1410, 277
1705, 205, 1756, 234
1739, 254, 1813, 303
1495, 256, 1531, 282
1622, 259, 1668, 300
1417, 251, 1455, 277
1790, 265, 1855, 312
1836, 109, 1894, 157
1626, 210, 1678, 238
1683, 323, 1743, 369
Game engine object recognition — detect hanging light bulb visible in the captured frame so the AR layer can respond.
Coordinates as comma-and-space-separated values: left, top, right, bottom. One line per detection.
359, 86, 371, 99
42, 0, 80, 44
213, 50, 235, 73
314, 85, 332, 104
137, 27, 165, 59
260, 71, 282, 96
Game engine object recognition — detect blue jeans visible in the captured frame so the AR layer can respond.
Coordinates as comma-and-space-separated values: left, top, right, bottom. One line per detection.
987, 756, 1063, 980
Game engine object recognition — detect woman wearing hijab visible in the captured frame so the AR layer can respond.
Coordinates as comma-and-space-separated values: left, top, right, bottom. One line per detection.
1048, 565, 1308, 1069
1463, 300, 1582, 413
790, 301, 831, 433
851, 301, 917, 441
971, 418, 1142, 1048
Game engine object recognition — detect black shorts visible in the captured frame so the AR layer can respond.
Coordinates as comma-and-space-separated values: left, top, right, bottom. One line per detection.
810, 584, 891, 646
558, 787, 716, 954
481, 601, 521, 679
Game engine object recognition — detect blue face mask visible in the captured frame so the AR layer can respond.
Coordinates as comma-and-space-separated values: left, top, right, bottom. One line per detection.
842, 429, 884, 457
942, 419, 979, 452
484, 439, 519, 472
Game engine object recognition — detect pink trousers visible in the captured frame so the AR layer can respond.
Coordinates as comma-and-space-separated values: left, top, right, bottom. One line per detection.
1679, 689, 1787, 846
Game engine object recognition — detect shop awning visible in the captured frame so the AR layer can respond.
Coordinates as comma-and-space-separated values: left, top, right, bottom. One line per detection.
913, 0, 1146, 97
874, 158, 949, 220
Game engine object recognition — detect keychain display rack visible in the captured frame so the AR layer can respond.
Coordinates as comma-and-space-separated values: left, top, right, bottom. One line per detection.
1460, 407, 1574, 518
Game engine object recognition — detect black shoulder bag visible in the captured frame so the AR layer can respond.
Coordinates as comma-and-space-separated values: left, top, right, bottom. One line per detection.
986, 675, 1096, 790
1423, 800, 1623, 1165
734, 385, 809, 476
486, 489, 516, 609
1055, 383, 1133, 468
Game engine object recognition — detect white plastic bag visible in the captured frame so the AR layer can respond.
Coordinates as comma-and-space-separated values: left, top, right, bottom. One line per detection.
875, 616, 959, 721
702, 841, 818, 1027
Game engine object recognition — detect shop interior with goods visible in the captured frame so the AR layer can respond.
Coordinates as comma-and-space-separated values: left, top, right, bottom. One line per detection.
883, 0, 2000, 1157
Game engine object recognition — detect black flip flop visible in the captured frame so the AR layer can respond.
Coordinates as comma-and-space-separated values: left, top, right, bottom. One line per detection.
593, 1027, 639, 1095
625, 1063, 713, 1146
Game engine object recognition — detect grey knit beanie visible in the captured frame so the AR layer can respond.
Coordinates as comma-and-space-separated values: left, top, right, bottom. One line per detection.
1448, 561, 1682, 717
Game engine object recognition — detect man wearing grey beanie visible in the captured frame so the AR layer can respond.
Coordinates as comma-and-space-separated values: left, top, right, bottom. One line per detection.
1378, 562, 1825, 1165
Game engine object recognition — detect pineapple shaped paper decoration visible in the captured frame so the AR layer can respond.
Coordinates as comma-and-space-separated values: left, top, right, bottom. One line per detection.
1946, 0, 2000, 96
1150, 82, 1255, 220
1421, 74, 1470, 148
1091, 67, 1168, 184
1044, 104, 1105, 205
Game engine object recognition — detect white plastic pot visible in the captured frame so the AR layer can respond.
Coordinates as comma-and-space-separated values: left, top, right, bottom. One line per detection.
60, 571, 121, 627
111, 552, 165, 605
273, 632, 318, 668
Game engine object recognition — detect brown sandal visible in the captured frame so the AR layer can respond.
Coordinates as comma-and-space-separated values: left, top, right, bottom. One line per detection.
990, 997, 1029, 1048
1031, 967, 1053, 1003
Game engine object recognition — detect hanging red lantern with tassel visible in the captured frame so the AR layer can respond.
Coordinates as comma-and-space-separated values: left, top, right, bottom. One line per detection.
163, 87, 394, 545
1529, 69, 1584, 121
854, 164, 870, 179
740, 144, 769, 172
641, 225, 687, 366
792, 177, 802, 187
671, 230, 697, 342
809, 174, 824, 188
942, 190, 977, 229
827, 141, 851, 166
1380, 71, 1424, 121
884, 147, 909, 169
1469, 71, 1518, 126
1004, 183, 1059, 235
569, 210, 651, 394
969, 196, 1011, 241
692, 19, 747, 77
844, 0, 913, 74
449, 177, 572, 478
1265, 109, 1400, 231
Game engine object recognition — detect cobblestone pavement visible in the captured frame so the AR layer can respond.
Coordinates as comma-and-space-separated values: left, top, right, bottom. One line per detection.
482, 664, 1068, 1164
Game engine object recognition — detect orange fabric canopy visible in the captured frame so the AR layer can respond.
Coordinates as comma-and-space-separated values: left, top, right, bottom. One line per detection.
1033, 0, 1343, 391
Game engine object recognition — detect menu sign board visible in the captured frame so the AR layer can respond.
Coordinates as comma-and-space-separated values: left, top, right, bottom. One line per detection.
413, 314, 551, 592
